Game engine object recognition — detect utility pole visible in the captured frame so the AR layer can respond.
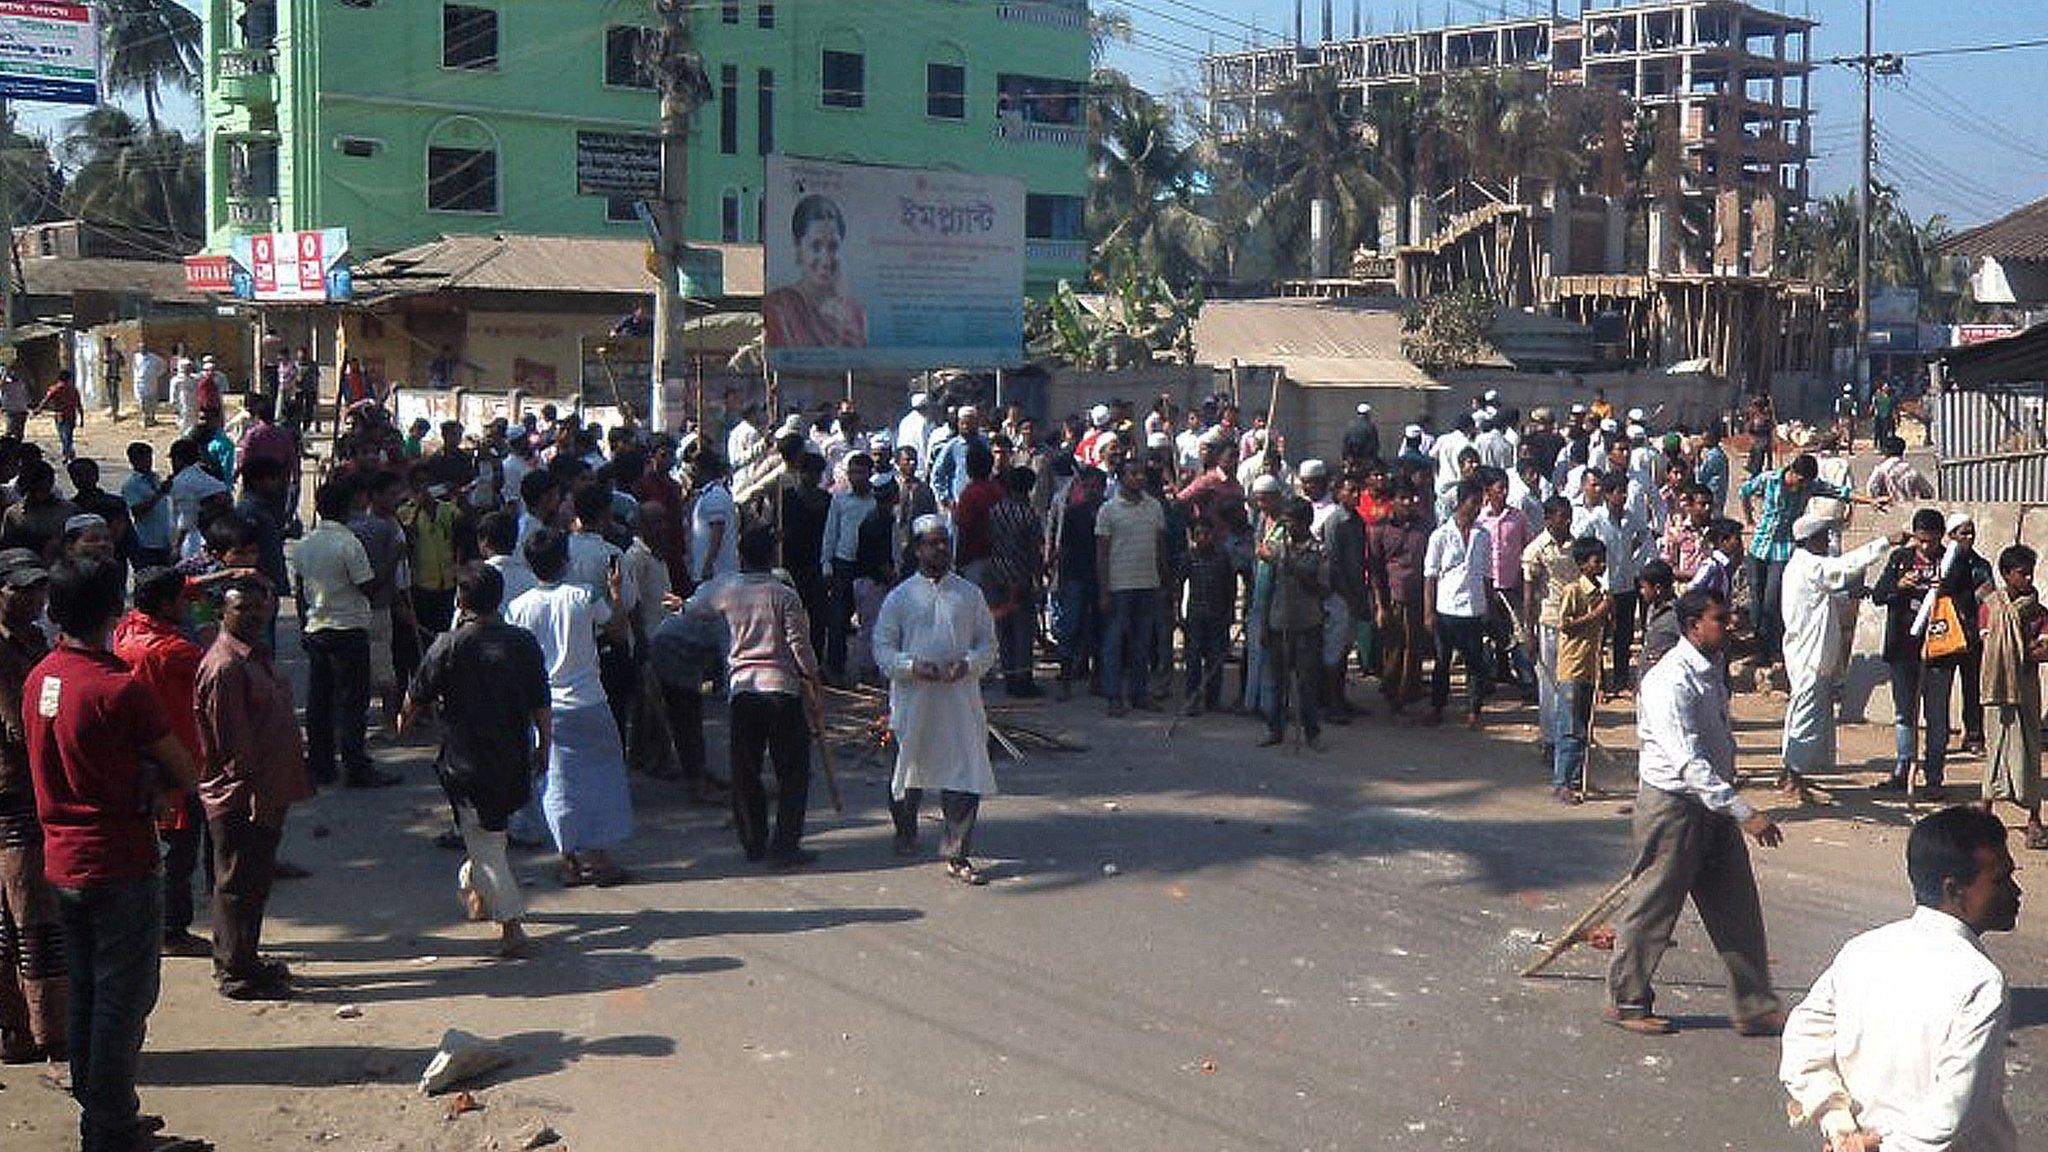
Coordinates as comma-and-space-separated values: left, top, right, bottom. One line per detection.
0, 98, 13, 351
651, 2, 709, 434
1855, 0, 1872, 396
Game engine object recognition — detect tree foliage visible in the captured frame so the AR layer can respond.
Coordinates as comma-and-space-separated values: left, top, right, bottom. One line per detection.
60, 105, 203, 244
1026, 250, 1202, 371
1781, 188, 1971, 323
1400, 288, 1496, 372
0, 108, 66, 228
1087, 69, 1223, 287
98, 0, 203, 136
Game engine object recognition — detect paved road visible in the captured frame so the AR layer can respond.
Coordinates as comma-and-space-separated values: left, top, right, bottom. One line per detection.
7, 678, 2045, 1151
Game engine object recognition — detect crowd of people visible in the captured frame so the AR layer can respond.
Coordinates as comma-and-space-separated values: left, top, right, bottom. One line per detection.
0, 371, 2027, 1152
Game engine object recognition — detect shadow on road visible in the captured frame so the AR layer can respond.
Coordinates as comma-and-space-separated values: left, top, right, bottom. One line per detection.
138, 1030, 677, 1089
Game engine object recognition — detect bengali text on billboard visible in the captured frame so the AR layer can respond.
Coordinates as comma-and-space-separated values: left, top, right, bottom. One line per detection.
763, 155, 1024, 371
229, 229, 353, 303
0, 2, 99, 105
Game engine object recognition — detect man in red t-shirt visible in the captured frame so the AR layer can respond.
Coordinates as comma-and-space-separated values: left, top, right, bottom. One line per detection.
950, 443, 1004, 574
110, 567, 210, 958
35, 369, 83, 463
25, 557, 199, 1152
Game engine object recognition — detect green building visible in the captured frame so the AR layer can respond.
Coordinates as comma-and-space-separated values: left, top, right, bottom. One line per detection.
202, 0, 1092, 291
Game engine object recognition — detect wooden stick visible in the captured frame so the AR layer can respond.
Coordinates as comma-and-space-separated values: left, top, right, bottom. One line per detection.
802, 682, 844, 813
1519, 865, 1638, 979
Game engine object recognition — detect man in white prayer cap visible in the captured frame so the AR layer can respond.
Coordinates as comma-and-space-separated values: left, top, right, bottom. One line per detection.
895, 393, 935, 477
871, 514, 1000, 884
1343, 402, 1381, 464
1779, 511, 1903, 802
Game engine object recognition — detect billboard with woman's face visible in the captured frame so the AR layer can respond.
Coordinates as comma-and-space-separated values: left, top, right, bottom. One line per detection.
764, 155, 1026, 372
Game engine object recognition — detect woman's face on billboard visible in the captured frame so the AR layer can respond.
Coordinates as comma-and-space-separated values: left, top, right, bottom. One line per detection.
797, 219, 843, 292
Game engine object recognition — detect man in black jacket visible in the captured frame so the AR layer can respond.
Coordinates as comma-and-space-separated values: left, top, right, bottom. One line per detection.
399, 563, 552, 958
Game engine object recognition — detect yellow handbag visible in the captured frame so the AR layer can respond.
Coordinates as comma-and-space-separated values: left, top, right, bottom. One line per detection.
1922, 595, 1969, 662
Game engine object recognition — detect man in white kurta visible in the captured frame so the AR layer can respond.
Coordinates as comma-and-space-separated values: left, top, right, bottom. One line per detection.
872, 515, 999, 884
1780, 806, 2020, 1152
1779, 512, 1901, 798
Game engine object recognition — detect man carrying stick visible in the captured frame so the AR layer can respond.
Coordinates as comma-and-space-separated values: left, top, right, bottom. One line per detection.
1607, 587, 1787, 1037
686, 524, 824, 871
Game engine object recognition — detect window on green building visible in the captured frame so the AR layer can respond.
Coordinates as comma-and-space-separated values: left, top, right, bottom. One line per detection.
719, 65, 738, 155
721, 0, 738, 24
927, 63, 966, 120
821, 49, 864, 109
428, 146, 497, 213
605, 27, 659, 89
442, 5, 498, 71
1026, 194, 1084, 240
757, 1, 774, 29
721, 190, 743, 243
757, 69, 775, 155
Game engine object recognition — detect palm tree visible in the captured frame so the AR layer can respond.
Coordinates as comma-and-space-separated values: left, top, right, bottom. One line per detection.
61, 104, 204, 242
98, 0, 202, 247
1236, 68, 1383, 277
99, 0, 202, 138
1363, 86, 1446, 248
1087, 70, 1223, 285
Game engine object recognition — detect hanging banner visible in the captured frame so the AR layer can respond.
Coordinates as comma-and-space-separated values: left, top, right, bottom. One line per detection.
0, 2, 99, 105
763, 155, 1025, 371
228, 228, 353, 303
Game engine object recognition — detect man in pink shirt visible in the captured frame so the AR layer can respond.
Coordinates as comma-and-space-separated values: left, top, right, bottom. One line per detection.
1477, 468, 1535, 696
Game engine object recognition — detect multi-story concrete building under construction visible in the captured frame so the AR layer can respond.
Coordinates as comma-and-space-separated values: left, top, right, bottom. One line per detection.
1201, 0, 1814, 276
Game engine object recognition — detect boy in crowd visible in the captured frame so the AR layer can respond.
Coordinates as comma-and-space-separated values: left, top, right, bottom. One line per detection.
1553, 537, 1611, 803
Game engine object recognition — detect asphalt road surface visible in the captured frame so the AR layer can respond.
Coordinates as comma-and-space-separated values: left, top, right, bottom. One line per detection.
5, 666, 2045, 1151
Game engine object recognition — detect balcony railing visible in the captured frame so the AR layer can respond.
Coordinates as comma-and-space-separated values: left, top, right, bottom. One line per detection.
217, 46, 277, 79
1027, 238, 1089, 265
226, 195, 278, 230
996, 119, 1084, 147
216, 47, 278, 107
997, 1, 1086, 30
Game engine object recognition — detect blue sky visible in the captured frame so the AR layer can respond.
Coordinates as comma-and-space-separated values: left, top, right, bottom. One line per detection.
1104, 0, 2048, 229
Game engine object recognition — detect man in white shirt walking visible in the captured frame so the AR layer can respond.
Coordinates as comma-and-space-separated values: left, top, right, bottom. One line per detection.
1780, 805, 2021, 1152
1608, 586, 1785, 1037
1422, 477, 1493, 728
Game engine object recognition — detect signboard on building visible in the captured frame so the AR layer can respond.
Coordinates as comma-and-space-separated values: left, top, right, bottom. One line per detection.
0, 2, 99, 105
1955, 323, 2019, 347
228, 228, 352, 302
575, 131, 660, 197
763, 155, 1025, 371
182, 254, 233, 294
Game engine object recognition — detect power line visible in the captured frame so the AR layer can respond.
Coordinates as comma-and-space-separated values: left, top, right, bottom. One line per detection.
1135, 0, 1264, 38
1822, 35, 2048, 67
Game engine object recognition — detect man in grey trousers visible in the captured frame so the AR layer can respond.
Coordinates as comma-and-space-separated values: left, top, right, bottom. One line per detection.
1606, 586, 1787, 1037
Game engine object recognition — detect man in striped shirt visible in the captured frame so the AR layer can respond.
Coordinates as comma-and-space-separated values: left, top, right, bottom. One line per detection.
1739, 454, 1876, 667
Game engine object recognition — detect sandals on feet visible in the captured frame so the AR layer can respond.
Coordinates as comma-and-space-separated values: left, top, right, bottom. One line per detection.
944, 860, 988, 886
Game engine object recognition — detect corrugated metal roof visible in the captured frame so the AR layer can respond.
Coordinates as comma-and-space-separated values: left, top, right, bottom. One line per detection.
355, 234, 764, 299
1941, 195, 2048, 262
16, 256, 203, 305
1192, 297, 1445, 388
